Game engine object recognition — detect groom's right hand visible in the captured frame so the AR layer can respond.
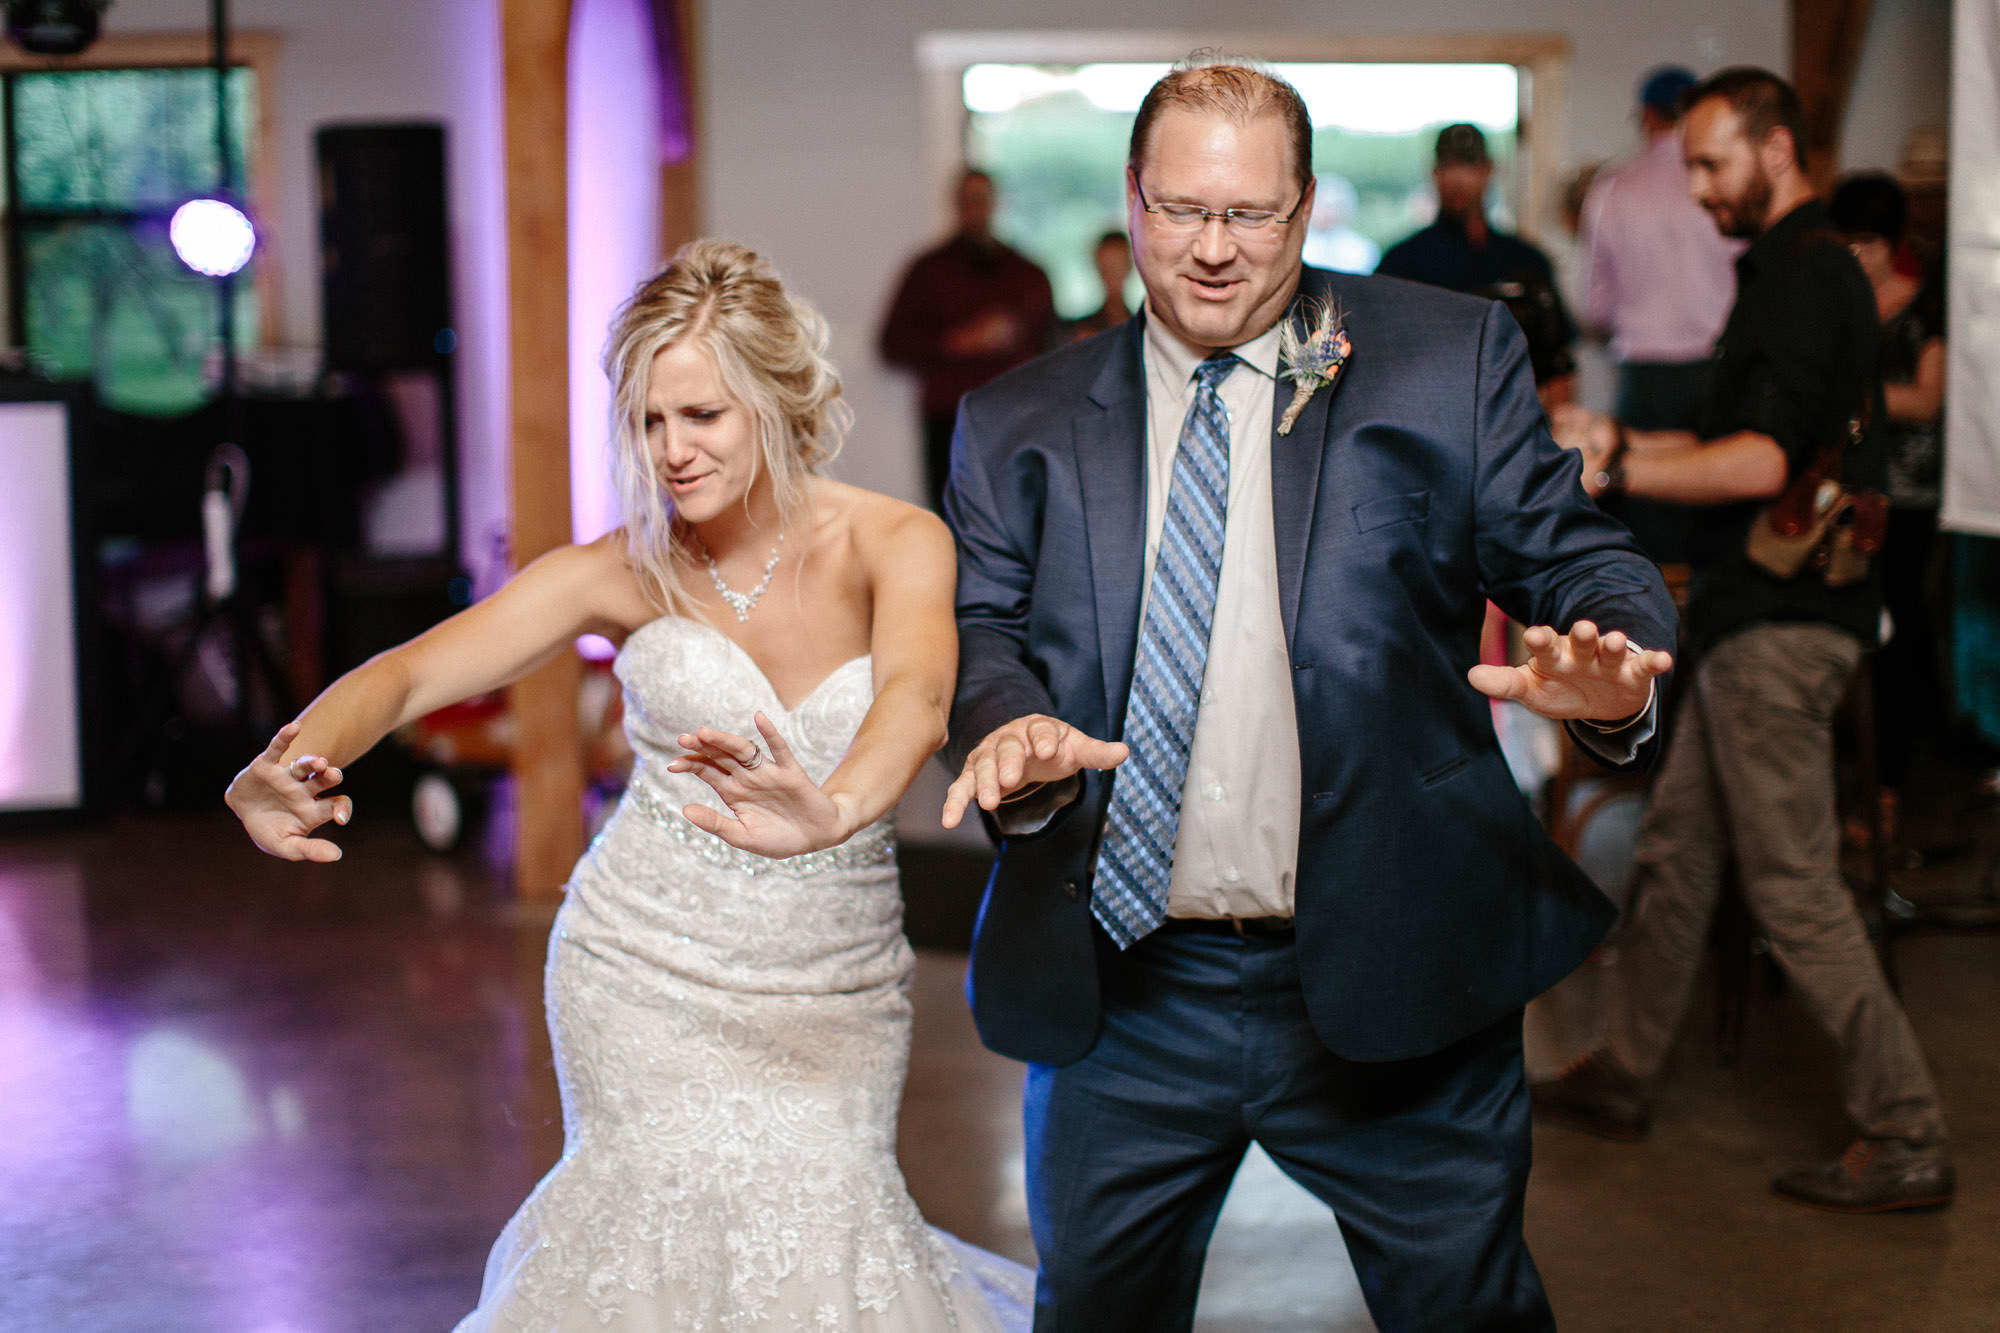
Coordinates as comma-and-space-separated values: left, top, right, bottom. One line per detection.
941, 715, 1127, 830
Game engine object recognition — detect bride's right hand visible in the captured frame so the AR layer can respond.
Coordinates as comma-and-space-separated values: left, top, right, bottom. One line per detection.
224, 721, 353, 862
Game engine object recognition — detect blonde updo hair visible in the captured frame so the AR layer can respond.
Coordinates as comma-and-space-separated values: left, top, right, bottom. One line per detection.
602, 239, 849, 611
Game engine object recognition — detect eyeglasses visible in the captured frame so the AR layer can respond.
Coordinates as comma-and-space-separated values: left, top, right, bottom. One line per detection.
1134, 175, 1307, 233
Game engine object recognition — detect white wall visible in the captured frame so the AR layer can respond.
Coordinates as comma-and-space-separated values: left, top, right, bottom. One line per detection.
701, 1, 1788, 506
1841, 0, 1952, 175
104, 0, 511, 583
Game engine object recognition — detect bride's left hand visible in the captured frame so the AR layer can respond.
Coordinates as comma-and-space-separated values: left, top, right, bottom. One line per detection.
668, 712, 852, 858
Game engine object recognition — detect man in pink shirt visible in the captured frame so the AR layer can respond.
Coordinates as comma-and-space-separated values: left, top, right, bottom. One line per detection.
1580, 66, 1741, 562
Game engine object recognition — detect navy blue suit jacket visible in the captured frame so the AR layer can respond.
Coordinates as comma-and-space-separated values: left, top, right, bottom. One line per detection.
943, 268, 1677, 1066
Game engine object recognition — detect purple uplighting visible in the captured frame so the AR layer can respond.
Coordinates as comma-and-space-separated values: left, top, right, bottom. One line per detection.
170, 199, 257, 278
568, 0, 667, 544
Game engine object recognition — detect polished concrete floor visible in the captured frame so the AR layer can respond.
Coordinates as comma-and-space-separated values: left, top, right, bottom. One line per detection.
2, 790, 1997, 1332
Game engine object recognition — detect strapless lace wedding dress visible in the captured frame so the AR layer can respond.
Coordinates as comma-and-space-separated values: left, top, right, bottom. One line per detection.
455, 616, 1033, 1332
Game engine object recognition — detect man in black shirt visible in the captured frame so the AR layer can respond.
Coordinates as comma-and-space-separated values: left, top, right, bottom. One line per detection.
1536, 67, 1952, 1212
1378, 123, 1578, 399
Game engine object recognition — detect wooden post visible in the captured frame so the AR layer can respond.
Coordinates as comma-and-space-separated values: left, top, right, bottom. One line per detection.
502, 0, 584, 898
657, 0, 702, 258
1792, 0, 1878, 189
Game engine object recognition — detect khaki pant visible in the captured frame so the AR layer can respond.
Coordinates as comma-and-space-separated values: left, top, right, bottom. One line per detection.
1603, 621, 1947, 1145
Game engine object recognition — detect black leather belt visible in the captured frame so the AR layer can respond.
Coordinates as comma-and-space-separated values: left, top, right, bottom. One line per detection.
1158, 915, 1296, 938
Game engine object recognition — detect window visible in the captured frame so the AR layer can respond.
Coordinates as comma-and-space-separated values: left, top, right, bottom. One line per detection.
962, 61, 1521, 319
2, 60, 259, 415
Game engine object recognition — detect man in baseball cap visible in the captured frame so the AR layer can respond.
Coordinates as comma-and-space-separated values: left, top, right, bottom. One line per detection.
1378, 123, 1579, 402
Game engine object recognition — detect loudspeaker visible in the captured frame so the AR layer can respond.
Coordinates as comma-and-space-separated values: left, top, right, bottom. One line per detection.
317, 123, 450, 373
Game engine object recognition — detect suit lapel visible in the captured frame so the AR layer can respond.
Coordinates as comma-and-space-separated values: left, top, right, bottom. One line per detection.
1076, 318, 1148, 725
1269, 276, 1342, 646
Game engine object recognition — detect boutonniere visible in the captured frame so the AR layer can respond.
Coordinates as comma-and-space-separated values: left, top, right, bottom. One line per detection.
1276, 298, 1352, 436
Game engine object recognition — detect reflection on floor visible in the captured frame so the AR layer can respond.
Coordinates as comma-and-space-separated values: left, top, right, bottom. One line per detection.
1, 802, 1996, 1331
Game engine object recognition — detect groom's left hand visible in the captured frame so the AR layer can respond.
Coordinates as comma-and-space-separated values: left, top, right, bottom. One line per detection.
1467, 620, 1672, 724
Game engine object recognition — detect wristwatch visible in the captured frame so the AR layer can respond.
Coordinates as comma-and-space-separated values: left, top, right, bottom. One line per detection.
1592, 424, 1629, 494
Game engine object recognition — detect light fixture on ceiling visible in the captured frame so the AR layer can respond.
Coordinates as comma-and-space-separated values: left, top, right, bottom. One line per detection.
4, 0, 113, 57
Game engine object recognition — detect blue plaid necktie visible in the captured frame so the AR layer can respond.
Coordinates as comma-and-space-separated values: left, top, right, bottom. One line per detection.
1092, 353, 1237, 949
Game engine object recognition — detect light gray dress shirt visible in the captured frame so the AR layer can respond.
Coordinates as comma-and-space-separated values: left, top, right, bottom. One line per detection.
1138, 315, 1302, 919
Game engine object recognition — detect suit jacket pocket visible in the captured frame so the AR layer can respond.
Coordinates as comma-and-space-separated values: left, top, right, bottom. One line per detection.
1352, 489, 1431, 533
1419, 752, 1473, 788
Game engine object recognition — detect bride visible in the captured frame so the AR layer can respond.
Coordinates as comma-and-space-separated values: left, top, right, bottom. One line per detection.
226, 240, 1033, 1331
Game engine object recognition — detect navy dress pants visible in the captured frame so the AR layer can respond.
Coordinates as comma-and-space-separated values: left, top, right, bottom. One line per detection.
1023, 927, 1553, 1333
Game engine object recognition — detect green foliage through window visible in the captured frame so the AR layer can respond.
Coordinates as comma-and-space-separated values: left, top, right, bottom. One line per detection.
4, 66, 258, 415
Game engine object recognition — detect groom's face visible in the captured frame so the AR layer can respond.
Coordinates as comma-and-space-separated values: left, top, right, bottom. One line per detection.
1128, 107, 1310, 352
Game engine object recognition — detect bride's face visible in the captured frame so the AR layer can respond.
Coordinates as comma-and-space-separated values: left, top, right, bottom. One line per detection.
645, 339, 766, 524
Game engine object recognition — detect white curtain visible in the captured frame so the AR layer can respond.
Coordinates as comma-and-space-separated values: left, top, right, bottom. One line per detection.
0, 401, 83, 811
1944, 0, 2000, 535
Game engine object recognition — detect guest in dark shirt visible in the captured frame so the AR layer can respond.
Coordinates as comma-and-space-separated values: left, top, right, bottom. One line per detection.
1537, 68, 1952, 1214
1831, 171, 1948, 845
1378, 122, 1577, 402
1064, 230, 1134, 343
879, 169, 1056, 507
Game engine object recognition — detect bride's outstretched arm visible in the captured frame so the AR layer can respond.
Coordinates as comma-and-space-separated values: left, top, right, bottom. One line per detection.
823, 501, 960, 829
676, 499, 957, 856
226, 536, 649, 860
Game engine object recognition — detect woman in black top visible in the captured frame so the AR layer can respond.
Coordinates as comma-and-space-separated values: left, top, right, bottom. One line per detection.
1831, 172, 1947, 847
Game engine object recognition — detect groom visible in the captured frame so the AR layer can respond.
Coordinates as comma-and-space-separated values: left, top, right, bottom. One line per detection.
940, 57, 1677, 1331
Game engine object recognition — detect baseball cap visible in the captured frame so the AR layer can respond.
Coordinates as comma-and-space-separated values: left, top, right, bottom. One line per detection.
1639, 65, 1698, 115
1434, 123, 1489, 167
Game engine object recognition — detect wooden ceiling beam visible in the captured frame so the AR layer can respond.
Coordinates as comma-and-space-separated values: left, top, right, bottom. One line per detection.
1792, 0, 1878, 188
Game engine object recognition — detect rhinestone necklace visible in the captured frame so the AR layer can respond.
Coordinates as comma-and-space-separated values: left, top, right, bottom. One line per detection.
696, 530, 785, 622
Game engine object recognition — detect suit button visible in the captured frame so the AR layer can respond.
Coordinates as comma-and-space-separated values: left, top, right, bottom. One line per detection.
1061, 879, 1081, 902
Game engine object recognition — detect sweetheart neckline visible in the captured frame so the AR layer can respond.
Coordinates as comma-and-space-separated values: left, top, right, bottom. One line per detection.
620, 615, 871, 715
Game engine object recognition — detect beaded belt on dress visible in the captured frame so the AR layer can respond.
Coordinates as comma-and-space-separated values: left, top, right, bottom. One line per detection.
619, 777, 896, 878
